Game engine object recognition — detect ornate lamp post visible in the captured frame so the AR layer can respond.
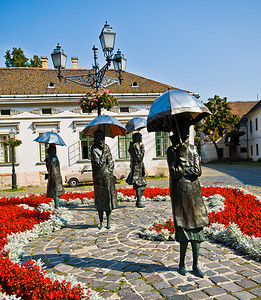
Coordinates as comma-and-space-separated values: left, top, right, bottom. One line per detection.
8, 129, 17, 189
51, 22, 127, 116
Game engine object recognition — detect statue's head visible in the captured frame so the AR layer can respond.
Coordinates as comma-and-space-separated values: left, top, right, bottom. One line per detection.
170, 134, 180, 146
171, 116, 190, 143
48, 144, 56, 156
94, 130, 105, 147
133, 132, 142, 143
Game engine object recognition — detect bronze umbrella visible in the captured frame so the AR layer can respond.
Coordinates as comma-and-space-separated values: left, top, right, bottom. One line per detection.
82, 115, 126, 138
147, 90, 211, 133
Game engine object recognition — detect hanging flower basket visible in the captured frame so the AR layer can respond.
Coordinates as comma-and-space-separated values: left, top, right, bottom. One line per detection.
78, 89, 118, 113
2, 138, 22, 147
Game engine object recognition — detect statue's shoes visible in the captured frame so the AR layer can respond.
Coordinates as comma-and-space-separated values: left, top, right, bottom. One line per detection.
192, 266, 204, 278
106, 225, 111, 229
136, 204, 145, 208
178, 266, 187, 276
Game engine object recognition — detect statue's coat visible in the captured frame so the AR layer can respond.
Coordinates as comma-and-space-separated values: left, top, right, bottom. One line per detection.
91, 143, 118, 211
167, 140, 209, 229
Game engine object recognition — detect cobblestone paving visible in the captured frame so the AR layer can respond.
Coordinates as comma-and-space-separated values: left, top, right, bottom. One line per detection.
3, 164, 261, 299
22, 200, 261, 300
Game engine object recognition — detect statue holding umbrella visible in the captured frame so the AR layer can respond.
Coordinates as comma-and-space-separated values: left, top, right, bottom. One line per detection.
82, 115, 126, 229
125, 117, 147, 208
147, 90, 211, 277
34, 132, 66, 209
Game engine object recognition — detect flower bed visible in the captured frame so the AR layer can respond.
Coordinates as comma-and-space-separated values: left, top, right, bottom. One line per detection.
117, 187, 169, 199
139, 186, 261, 261
0, 194, 103, 300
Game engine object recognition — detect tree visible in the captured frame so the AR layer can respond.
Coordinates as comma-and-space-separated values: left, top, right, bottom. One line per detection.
29, 55, 42, 68
201, 95, 245, 160
194, 122, 201, 156
4, 47, 42, 68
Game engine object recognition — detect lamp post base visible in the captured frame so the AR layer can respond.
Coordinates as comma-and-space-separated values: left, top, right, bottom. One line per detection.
12, 173, 17, 190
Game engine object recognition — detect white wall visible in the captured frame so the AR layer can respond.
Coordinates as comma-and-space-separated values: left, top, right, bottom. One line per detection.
0, 105, 172, 188
247, 109, 261, 161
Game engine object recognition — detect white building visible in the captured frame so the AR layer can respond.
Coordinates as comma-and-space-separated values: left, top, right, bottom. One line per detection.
245, 101, 261, 161
0, 61, 191, 189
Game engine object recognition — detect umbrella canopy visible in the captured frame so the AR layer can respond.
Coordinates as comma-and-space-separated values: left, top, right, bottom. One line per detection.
147, 90, 211, 132
82, 115, 126, 138
34, 131, 66, 146
125, 117, 147, 134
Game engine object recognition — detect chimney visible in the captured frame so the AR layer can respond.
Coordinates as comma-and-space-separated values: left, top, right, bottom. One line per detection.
71, 57, 78, 69
41, 56, 48, 68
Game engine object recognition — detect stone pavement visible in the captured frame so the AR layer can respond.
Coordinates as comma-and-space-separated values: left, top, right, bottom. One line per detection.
22, 200, 261, 300
3, 164, 261, 299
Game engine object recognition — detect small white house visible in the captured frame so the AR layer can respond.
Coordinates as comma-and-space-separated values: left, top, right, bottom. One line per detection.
244, 101, 261, 161
0, 60, 192, 189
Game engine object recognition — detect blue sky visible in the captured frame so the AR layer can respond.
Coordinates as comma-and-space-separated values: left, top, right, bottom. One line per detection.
1, 0, 261, 102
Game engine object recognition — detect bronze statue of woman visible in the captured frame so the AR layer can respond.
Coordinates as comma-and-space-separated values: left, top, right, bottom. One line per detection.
45, 144, 65, 209
91, 130, 118, 229
126, 132, 147, 208
167, 122, 209, 278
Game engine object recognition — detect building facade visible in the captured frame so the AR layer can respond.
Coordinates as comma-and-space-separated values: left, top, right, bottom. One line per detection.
0, 64, 192, 189
244, 101, 261, 161
200, 101, 259, 163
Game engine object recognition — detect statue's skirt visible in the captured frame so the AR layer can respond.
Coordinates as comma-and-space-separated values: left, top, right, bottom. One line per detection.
175, 226, 205, 242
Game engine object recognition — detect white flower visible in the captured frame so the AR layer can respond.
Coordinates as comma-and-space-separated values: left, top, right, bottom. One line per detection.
206, 194, 225, 212
0, 292, 22, 299
3, 207, 73, 263
204, 222, 261, 261
157, 229, 170, 241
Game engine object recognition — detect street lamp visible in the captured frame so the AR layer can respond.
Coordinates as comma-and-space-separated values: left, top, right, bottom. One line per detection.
227, 137, 232, 165
8, 129, 17, 189
113, 49, 127, 84
51, 44, 67, 82
51, 22, 127, 116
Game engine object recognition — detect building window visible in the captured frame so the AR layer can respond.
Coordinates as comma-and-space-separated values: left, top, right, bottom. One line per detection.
120, 107, 129, 113
131, 81, 138, 87
80, 133, 93, 160
250, 144, 253, 156
39, 135, 49, 162
42, 108, 52, 115
0, 135, 12, 163
1, 110, 10, 115
118, 133, 132, 158
155, 131, 170, 157
250, 120, 252, 133
255, 118, 258, 131
48, 82, 55, 88
240, 147, 247, 153
256, 144, 259, 156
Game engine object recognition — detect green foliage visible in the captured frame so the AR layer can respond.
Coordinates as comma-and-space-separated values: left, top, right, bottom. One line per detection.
225, 126, 245, 146
194, 122, 201, 155
29, 55, 42, 68
2, 138, 22, 147
4, 47, 42, 68
201, 95, 245, 159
